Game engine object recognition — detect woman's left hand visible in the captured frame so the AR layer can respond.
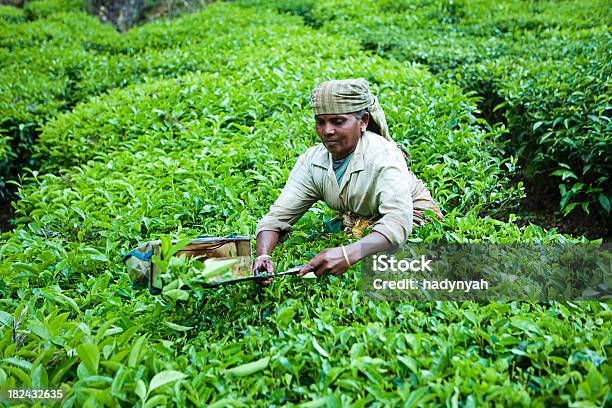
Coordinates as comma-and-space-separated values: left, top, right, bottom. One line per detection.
299, 247, 351, 277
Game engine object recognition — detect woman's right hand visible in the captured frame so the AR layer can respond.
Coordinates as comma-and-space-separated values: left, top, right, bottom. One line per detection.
252, 255, 274, 285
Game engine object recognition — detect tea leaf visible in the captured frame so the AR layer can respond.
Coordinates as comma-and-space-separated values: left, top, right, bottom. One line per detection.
76, 343, 99, 373
226, 357, 270, 377
149, 370, 188, 393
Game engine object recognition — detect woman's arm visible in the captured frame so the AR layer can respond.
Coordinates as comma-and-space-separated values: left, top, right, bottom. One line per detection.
252, 230, 280, 284
253, 153, 319, 282
298, 231, 393, 277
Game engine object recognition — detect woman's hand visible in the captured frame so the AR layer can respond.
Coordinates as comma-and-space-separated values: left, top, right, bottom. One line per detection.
252, 255, 274, 285
299, 247, 352, 277
254, 231, 281, 285
298, 232, 394, 279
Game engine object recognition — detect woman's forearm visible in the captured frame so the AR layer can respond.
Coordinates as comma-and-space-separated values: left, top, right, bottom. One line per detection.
345, 231, 394, 265
255, 230, 281, 256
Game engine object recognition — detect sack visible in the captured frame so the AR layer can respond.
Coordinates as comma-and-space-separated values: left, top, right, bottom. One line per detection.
123, 234, 251, 294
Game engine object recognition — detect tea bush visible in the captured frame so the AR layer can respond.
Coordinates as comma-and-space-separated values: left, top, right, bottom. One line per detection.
23, 0, 85, 20
1, 1, 609, 407
243, 0, 611, 218
455, 30, 611, 217
0, 7, 121, 197
0, 5, 25, 23
1, 0, 261, 195
0, 0, 332, 196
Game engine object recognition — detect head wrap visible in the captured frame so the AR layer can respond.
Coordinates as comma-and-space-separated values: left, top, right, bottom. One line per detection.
310, 78, 392, 142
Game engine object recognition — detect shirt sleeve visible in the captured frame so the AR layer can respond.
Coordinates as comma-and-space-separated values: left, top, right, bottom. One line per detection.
255, 153, 320, 242
370, 148, 414, 248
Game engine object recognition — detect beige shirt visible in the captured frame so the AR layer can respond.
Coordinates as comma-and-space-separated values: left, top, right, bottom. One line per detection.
256, 131, 424, 248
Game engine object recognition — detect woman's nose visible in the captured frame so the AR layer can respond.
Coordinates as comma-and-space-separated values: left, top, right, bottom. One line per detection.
323, 123, 335, 135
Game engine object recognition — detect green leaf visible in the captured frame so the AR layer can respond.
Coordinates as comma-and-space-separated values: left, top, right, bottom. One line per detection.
40, 287, 80, 313
324, 367, 344, 387
31, 364, 48, 389
162, 289, 190, 301
151, 253, 168, 268
312, 338, 329, 358
230, 123, 253, 134
149, 370, 188, 393
144, 395, 168, 408
562, 202, 579, 216
82, 247, 107, 262
160, 236, 172, 259
111, 366, 129, 398
163, 322, 194, 332
207, 399, 248, 408
170, 238, 192, 257
76, 343, 99, 373
4, 365, 31, 386
598, 194, 610, 213
585, 364, 603, 397
226, 356, 270, 377
510, 316, 543, 336
0, 311, 14, 328
551, 169, 577, 181
135, 379, 147, 401
51, 357, 77, 385
300, 397, 331, 408
128, 336, 147, 368
200, 258, 238, 279
493, 101, 506, 112
397, 355, 418, 373
27, 319, 50, 340
587, 114, 601, 123
277, 307, 295, 328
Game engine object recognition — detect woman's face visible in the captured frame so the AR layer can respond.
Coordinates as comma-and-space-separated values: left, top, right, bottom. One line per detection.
315, 113, 367, 160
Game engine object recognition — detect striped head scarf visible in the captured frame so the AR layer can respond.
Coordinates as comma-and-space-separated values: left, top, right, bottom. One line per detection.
310, 78, 392, 142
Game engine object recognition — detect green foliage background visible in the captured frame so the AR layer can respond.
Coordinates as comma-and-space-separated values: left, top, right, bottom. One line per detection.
0, 1, 610, 406
239, 0, 611, 217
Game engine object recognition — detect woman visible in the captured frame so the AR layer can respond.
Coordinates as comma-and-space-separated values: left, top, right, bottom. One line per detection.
254, 78, 442, 280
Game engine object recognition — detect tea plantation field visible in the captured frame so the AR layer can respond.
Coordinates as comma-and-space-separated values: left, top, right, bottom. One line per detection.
0, 1, 610, 407
242, 0, 611, 221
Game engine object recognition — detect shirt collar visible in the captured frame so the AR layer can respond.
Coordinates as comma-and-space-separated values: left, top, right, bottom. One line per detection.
312, 133, 366, 174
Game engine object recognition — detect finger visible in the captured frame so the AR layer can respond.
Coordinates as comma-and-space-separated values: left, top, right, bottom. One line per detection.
266, 259, 275, 274
299, 264, 314, 277
253, 265, 265, 275
331, 262, 347, 276
314, 262, 331, 277
332, 267, 346, 276
254, 259, 274, 274
253, 259, 265, 272
299, 255, 320, 277
258, 259, 274, 273
301, 255, 323, 277
306, 253, 329, 277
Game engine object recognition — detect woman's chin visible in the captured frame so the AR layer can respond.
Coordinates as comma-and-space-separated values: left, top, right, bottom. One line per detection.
325, 142, 341, 151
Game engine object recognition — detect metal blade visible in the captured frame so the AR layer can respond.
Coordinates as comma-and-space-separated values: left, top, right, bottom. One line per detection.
200, 265, 304, 288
